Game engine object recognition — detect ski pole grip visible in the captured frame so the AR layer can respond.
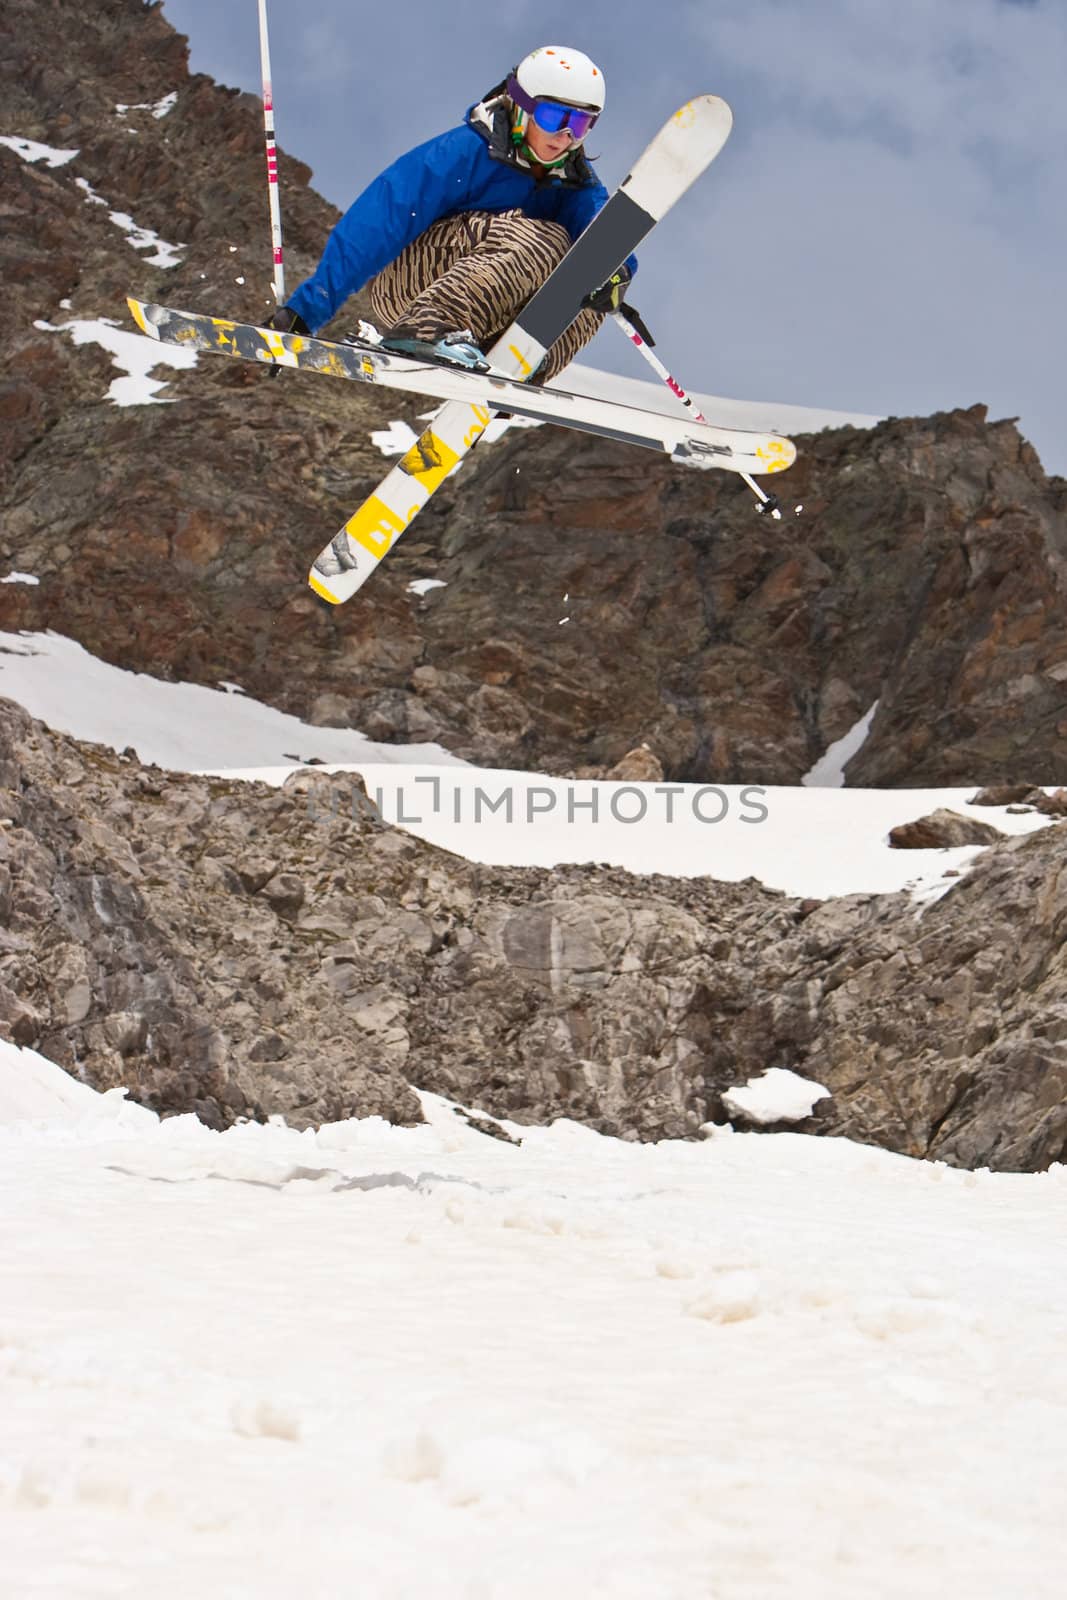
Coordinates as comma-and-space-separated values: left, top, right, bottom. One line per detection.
619, 303, 656, 348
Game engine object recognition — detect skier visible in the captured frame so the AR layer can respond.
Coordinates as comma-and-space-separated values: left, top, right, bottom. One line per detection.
268, 46, 635, 379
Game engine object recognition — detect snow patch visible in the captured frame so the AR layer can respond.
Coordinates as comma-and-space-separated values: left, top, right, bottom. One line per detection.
0, 1039, 156, 1133
230, 1397, 301, 1442
35, 317, 197, 406
370, 420, 419, 457
103, 208, 183, 269
74, 176, 182, 268
722, 1068, 832, 1125
685, 1270, 763, 1323
75, 176, 106, 207
407, 578, 447, 597
115, 92, 177, 120
1, 573, 40, 587
803, 700, 880, 787
371, 411, 536, 459
0, 135, 78, 168
0, 630, 466, 772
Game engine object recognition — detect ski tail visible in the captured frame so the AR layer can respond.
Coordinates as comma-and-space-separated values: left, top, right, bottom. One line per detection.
308, 400, 492, 605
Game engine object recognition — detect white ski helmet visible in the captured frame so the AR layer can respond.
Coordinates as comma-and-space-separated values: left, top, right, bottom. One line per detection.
507, 47, 605, 144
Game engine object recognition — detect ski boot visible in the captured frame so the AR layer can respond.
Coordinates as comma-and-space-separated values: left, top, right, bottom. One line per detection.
379, 325, 490, 374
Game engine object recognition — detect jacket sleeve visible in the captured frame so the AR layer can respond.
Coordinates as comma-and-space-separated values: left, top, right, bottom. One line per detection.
554, 177, 639, 280
287, 126, 478, 332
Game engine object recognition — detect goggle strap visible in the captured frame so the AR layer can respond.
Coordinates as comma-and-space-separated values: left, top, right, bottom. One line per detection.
505, 75, 599, 140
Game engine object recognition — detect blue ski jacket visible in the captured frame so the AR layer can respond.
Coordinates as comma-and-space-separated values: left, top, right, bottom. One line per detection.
287, 97, 637, 334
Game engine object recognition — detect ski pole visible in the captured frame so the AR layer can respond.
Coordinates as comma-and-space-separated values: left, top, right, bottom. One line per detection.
611, 306, 782, 518
257, 0, 285, 305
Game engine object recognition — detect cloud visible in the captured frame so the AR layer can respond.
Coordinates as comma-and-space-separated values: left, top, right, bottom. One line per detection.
699, 0, 1065, 181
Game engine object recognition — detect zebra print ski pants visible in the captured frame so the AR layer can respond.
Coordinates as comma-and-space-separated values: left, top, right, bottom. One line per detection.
367, 210, 602, 381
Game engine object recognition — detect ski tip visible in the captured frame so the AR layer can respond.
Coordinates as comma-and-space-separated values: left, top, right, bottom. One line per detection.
674, 95, 733, 133
127, 296, 151, 335
308, 571, 342, 605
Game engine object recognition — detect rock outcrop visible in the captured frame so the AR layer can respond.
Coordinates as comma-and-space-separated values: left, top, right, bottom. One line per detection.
1, 698, 1064, 1171
888, 809, 1006, 849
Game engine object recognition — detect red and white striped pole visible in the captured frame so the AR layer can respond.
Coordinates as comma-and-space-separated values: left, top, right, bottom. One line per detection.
258, 0, 286, 305
612, 308, 782, 517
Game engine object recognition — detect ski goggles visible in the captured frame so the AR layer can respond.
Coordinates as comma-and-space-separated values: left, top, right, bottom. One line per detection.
507, 77, 600, 141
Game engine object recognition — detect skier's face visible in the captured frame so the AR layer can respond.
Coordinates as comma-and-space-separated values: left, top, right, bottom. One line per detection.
524, 118, 578, 164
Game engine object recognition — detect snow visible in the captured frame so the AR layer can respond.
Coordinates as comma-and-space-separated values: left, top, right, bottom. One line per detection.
0, 135, 78, 168
277, 764, 1054, 902
803, 700, 880, 787
100, 206, 183, 269
407, 577, 447, 596
74, 175, 183, 268
371, 418, 420, 455
0, 1039, 154, 1131
0, 1040, 1064, 1597
722, 1067, 832, 1125
115, 92, 177, 120
75, 175, 107, 207
0, 631, 465, 771
0, 629, 1056, 901
371, 410, 537, 458
34, 317, 197, 406
1, 572, 40, 586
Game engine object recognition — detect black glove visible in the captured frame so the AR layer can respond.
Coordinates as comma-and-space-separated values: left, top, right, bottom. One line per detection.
263, 305, 310, 377
583, 264, 632, 314
264, 305, 311, 336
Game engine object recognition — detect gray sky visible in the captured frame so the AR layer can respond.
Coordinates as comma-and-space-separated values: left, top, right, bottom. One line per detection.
161, 0, 1064, 475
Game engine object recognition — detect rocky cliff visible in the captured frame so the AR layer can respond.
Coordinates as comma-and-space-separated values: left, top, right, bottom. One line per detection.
0, 699, 1064, 1170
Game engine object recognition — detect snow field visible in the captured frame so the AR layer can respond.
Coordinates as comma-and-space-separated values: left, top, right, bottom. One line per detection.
1, 1046, 1065, 1598
0, 632, 1056, 903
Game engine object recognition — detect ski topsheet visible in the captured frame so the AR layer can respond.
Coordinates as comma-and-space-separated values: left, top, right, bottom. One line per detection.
482, 95, 734, 381
127, 300, 795, 476
308, 96, 736, 603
